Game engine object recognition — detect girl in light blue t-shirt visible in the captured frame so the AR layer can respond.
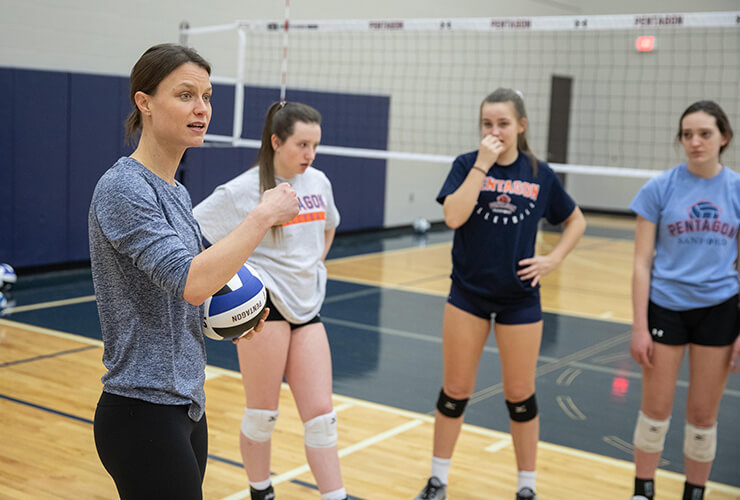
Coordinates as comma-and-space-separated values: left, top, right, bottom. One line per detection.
628, 100, 740, 500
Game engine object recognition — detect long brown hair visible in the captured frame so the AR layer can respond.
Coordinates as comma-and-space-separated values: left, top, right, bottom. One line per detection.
125, 43, 211, 144
480, 88, 538, 177
676, 100, 734, 159
256, 101, 322, 238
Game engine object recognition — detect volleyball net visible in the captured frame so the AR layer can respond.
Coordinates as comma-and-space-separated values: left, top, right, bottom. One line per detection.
179, 11, 738, 216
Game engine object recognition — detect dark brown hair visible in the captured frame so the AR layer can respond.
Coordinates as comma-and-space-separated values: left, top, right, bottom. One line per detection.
677, 100, 733, 158
480, 88, 538, 177
125, 43, 211, 143
256, 101, 322, 238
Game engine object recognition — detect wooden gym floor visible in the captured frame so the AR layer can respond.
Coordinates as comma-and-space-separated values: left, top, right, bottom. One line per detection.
1, 213, 738, 499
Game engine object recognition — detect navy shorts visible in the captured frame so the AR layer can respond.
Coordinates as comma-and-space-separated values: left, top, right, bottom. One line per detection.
265, 290, 321, 330
648, 294, 739, 346
448, 281, 542, 325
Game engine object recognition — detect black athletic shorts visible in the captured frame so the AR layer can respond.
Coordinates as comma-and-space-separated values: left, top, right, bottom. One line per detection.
648, 294, 739, 346
94, 392, 208, 500
265, 290, 321, 330
447, 281, 542, 325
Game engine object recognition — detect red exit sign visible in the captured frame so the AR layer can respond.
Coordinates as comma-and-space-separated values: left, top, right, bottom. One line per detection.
635, 35, 656, 52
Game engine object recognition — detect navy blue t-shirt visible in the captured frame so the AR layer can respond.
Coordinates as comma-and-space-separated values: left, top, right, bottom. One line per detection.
437, 150, 576, 302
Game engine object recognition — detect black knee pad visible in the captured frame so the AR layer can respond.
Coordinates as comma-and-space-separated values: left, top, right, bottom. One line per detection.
505, 393, 538, 422
437, 389, 469, 418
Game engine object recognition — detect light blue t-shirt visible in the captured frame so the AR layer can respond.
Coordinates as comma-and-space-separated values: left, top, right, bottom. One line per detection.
629, 164, 740, 310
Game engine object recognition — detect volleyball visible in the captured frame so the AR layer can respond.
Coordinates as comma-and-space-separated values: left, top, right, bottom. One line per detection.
413, 217, 431, 234
0, 264, 16, 290
203, 263, 267, 341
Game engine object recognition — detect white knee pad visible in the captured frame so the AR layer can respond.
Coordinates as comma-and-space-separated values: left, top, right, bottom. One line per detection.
303, 410, 338, 449
633, 410, 670, 454
684, 422, 717, 462
241, 408, 279, 443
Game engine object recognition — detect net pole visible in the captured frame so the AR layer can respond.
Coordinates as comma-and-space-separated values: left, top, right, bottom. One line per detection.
232, 25, 247, 145
280, 0, 289, 102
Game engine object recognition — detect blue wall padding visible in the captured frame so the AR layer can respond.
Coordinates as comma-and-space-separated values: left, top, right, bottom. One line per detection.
204, 83, 236, 137
0, 68, 389, 268
13, 69, 70, 267
185, 84, 389, 232
68, 73, 128, 261
0, 69, 13, 261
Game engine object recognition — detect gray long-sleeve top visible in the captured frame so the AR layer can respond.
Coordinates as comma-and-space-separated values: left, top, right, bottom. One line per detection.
88, 157, 206, 421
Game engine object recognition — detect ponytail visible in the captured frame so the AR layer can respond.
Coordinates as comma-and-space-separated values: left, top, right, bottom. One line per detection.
255, 101, 322, 239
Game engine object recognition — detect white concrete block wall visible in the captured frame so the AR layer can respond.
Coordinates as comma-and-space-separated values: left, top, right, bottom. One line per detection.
2, 0, 737, 226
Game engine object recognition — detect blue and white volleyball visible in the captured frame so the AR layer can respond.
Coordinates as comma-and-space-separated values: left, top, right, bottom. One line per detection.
0, 263, 16, 290
413, 217, 431, 234
0, 291, 14, 316
203, 263, 267, 340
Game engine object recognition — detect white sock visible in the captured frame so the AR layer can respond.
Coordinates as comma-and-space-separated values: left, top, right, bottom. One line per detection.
249, 479, 272, 491
431, 456, 451, 484
321, 487, 347, 500
517, 470, 536, 492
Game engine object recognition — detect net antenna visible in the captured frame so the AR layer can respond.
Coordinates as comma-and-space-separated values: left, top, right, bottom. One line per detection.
280, 0, 289, 103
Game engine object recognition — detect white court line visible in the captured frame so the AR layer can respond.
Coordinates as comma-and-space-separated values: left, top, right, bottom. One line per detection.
333, 402, 355, 413
556, 395, 587, 421
324, 274, 633, 325
5, 319, 740, 496
0, 318, 102, 347
556, 367, 578, 386
563, 368, 582, 386
205, 365, 234, 380
485, 438, 511, 453
326, 241, 452, 265
220, 419, 424, 500
4, 295, 97, 314
3, 286, 629, 326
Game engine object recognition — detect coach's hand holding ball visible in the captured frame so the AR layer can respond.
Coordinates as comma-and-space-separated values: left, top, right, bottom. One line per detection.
203, 264, 268, 341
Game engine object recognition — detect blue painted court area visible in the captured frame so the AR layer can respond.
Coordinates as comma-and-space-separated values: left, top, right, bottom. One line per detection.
3, 226, 739, 487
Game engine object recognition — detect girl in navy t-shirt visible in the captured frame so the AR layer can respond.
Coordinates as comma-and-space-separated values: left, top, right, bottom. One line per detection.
415, 88, 586, 500
628, 101, 740, 500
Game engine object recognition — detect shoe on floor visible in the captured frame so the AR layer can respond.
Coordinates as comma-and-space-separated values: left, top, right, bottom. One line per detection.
414, 476, 447, 500
250, 484, 275, 500
516, 486, 537, 500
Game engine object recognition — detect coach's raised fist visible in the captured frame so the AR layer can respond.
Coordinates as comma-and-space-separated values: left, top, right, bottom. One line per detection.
262, 182, 299, 225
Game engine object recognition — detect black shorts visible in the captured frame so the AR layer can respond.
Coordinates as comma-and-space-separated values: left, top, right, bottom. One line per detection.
265, 290, 321, 330
648, 294, 739, 346
447, 281, 542, 325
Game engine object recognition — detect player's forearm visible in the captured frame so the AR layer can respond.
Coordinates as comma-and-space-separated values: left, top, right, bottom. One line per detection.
443, 170, 486, 228
184, 206, 274, 305
547, 207, 586, 264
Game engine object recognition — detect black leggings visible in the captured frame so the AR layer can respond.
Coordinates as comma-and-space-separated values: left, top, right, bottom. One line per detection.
94, 392, 208, 500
